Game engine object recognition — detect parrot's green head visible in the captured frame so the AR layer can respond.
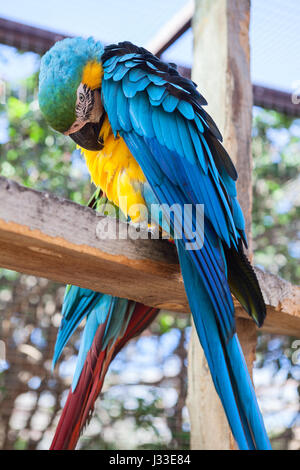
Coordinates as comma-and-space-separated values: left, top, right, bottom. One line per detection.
39, 37, 105, 150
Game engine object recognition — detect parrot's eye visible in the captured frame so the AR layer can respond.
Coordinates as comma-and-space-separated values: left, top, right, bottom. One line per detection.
79, 93, 85, 103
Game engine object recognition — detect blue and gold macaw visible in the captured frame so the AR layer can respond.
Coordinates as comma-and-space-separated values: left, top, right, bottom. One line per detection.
38, 37, 271, 450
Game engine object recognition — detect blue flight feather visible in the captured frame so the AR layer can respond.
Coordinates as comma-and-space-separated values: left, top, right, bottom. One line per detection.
175, 113, 196, 164
129, 68, 147, 82
124, 60, 139, 69
118, 53, 138, 62
99, 46, 271, 449
146, 61, 157, 70
176, 240, 271, 449
187, 120, 208, 173
129, 94, 143, 136
194, 113, 205, 133
117, 86, 132, 132
136, 93, 155, 138
53, 286, 101, 368
162, 94, 179, 113
72, 294, 116, 390
177, 100, 195, 120
231, 197, 246, 232
147, 83, 166, 102
113, 64, 130, 81
122, 74, 150, 98
103, 56, 120, 73
148, 73, 167, 86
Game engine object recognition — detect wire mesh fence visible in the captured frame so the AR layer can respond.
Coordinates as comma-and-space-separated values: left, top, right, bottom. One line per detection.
0, 271, 190, 450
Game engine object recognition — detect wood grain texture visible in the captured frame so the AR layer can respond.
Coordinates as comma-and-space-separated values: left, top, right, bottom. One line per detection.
0, 177, 299, 334
187, 318, 258, 450
0, 177, 182, 311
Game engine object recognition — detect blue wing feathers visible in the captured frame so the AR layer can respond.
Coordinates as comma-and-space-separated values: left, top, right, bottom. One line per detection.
53, 286, 102, 367
54, 286, 135, 392
122, 73, 150, 98
147, 83, 166, 102
129, 68, 147, 82
162, 94, 179, 113
177, 100, 195, 120
187, 120, 207, 173
119, 68, 240, 249
117, 86, 131, 131
103, 56, 121, 74
175, 113, 196, 165
101, 43, 270, 449
112, 64, 129, 81
124, 131, 235, 336
101, 80, 119, 133
102, 52, 245, 320
137, 94, 155, 138
148, 73, 167, 86
176, 240, 270, 449
194, 114, 205, 133
118, 53, 138, 62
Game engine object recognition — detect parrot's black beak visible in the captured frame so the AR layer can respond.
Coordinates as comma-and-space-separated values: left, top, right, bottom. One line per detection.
69, 119, 104, 151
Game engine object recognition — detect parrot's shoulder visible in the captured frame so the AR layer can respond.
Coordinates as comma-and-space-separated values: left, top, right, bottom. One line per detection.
102, 42, 235, 156
101, 41, 238, 183
102, 41, 207, 108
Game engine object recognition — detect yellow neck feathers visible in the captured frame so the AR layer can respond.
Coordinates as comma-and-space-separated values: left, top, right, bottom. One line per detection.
82, 61, 103, 90
78, 116, 147, 222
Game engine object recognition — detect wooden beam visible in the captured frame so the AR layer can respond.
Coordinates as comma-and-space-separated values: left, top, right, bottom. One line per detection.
1, 18, 299, 118
0, 177, 184, 311
252, 84, 300, 117
145, 1, 193, 57
0, 176, 299, 335
188, 0, 253, 450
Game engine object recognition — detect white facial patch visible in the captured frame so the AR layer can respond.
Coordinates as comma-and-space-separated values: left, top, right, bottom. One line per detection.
64, 83, 103, 135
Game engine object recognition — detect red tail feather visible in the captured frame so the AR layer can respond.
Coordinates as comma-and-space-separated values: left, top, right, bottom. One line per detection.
50, 303, 159, 450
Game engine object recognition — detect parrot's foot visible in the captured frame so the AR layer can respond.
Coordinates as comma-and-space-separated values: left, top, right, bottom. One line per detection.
128, 221, 160, 239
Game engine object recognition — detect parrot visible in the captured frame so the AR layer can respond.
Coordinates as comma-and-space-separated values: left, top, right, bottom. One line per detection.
49, 189, 160, 450
38, 37, 271, 450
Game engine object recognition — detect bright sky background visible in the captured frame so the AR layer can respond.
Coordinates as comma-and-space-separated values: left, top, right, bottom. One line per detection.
0, 0, 300, 92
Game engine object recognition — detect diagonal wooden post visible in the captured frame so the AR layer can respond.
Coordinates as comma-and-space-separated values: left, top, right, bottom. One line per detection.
187, 0, 256, 449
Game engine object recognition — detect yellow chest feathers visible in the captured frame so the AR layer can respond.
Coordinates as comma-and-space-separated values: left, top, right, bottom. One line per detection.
78, 116, 147, 222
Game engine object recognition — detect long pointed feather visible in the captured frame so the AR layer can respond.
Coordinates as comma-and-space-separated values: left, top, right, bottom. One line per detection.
50, 303, 158, 449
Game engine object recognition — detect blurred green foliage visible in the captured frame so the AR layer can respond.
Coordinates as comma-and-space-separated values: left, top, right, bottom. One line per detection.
0, 71, 190, 449
252, 108, 300, 448
252, 108, 300, 284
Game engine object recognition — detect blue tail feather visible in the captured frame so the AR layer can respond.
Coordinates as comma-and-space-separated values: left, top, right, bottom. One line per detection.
176, 239, 271, 450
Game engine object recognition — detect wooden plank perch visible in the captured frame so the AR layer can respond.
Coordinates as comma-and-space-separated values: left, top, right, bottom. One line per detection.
188, 0, 255, 450
0, 176, 299, 336
187, 0, 300, 450
1, 2, 298, 453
